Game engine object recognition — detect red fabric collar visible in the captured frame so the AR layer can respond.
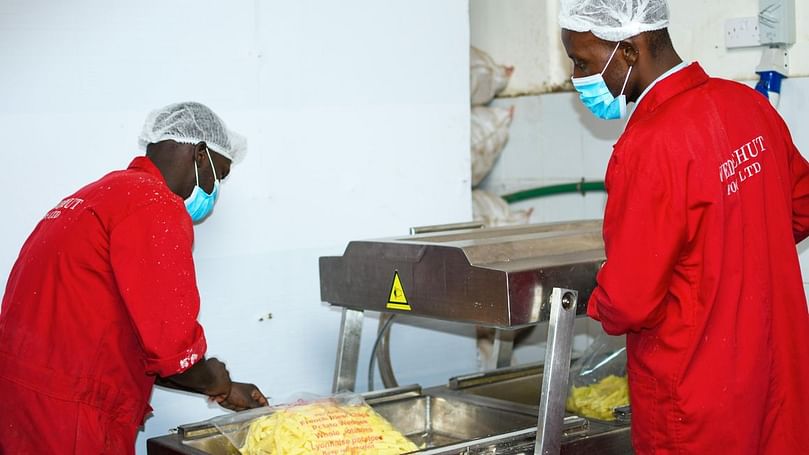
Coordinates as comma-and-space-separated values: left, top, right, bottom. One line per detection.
128, 156, 168, 184
627, 63, 710, 129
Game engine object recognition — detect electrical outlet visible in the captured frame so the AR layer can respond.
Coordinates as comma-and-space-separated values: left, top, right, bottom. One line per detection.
725, 17, 760, 49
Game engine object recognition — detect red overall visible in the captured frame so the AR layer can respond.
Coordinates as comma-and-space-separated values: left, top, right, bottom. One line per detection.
589, 63, 809, 454
0, 157, 207, 454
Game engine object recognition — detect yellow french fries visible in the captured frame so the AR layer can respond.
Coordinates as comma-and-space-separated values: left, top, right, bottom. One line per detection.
565, 375, 629, 421
240, 401, 418, 455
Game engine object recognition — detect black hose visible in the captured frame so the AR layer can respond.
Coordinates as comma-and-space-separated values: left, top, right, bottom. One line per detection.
377, 315, 399, 389
367, 314, 397, 392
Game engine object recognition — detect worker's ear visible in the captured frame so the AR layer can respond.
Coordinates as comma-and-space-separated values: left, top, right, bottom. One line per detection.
193, 142, 208, 166
619, 40, 640, 67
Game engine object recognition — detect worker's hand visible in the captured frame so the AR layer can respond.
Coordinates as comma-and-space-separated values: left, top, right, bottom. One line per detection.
213, 382, 268, 412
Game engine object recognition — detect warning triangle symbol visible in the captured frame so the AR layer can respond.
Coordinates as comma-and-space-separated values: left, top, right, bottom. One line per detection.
389, 271, 408, 303
387, 271, 411, 311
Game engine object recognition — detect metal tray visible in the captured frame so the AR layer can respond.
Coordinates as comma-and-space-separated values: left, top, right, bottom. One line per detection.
448, 363, 544, 410
373, 394, 538, 449
147, 383, 627, 455
448, 364, 630, 424
437, 365, 633, 455
175, 391, 539, 454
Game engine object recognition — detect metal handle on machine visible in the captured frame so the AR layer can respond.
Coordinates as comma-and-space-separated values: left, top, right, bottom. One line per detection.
362, 384, 422, 405
409, 221, 484, 235
448, 362, 544, 389
177, 422, 220, 441
535, 288, 578, 455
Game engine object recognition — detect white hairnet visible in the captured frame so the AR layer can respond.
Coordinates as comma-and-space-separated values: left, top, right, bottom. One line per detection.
559, 0, 669, 42
138, 101, 247, 164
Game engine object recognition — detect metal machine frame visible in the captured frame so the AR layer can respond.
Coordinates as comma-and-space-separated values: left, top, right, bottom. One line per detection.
320, 221, 605, 454
329, 288, 577, 455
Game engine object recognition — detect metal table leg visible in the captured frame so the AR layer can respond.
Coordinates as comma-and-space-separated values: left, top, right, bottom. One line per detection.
535, 288, 578, 455
332, 308, 364, 393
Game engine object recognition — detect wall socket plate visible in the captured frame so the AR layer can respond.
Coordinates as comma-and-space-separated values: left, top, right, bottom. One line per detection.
759, 0, 796, 45
725, 16, 760, 48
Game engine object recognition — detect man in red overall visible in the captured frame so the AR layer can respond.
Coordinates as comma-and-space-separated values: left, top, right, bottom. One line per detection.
560, 1, 809, 453
0, 102, 267, 454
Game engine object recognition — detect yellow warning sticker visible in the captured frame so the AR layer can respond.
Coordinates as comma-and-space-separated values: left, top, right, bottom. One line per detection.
386, 271, 411, 311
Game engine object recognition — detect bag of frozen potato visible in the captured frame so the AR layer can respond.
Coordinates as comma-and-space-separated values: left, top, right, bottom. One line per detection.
565, 333, 629, 421
211, 394, 418, 455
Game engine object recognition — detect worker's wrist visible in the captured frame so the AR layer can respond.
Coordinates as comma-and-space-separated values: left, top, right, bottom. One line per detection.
203, 382, 230, 397
221, 380, 233, 400
204, 375, 232, 396
201, 358, 232, 396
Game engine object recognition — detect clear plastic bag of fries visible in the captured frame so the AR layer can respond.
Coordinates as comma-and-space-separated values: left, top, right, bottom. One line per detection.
210, 393, 418, 454
565, 333, 629, 421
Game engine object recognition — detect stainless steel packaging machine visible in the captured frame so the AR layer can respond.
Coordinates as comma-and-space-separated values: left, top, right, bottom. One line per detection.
147, 220, 632, 455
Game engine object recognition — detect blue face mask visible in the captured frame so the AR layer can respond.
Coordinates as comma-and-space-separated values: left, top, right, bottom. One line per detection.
184, 147, 220, 222
571, 42, 633, 121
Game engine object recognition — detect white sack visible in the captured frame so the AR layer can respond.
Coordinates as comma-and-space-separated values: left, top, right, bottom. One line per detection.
471, 106, 514, 187
472, 189, 533, 227
470, 47, 513, 106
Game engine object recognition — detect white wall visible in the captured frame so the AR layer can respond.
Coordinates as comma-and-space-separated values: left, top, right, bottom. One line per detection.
471, 0, 809, 96
0, 1, 474, 453
470, 0, 571, 95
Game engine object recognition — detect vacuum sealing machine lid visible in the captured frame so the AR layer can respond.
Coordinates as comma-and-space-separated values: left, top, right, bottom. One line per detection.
319, 220, 605, 328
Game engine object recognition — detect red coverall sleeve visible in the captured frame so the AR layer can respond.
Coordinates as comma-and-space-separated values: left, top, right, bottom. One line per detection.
109, 202, 207, 377
588, 147, 687, 335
